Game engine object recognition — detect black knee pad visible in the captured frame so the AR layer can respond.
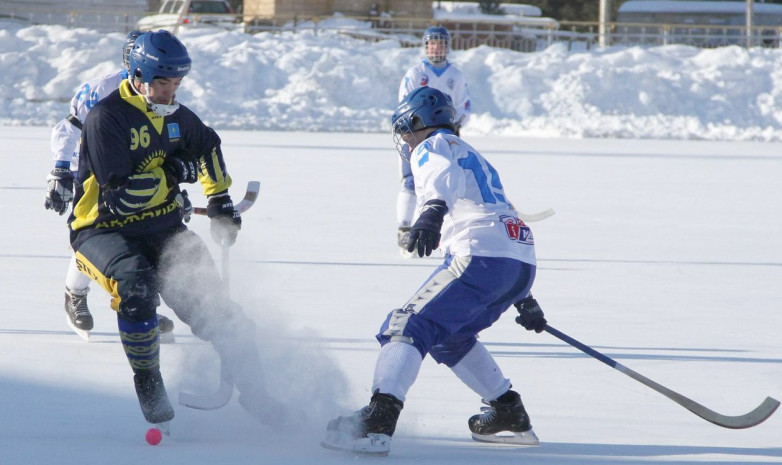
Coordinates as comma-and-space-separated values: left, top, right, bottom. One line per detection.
117, 268, 160, 323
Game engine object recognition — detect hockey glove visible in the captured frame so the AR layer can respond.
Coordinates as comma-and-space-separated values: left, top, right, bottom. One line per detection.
163, 155, 199, 184
44, 166, 74, 215
407, 199, 448, 257
176, 189, 194, 223
207, 192, 242, 246
514, 295, 547, 333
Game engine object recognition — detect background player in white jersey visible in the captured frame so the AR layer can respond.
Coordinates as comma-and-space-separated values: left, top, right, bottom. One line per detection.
45, 30, 176, 339
322, 87, 547, 456
395, 26, 472, 256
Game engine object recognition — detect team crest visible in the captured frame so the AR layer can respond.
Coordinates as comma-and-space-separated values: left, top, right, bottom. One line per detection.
419, 75, 429, 86
500, 215, 534, 244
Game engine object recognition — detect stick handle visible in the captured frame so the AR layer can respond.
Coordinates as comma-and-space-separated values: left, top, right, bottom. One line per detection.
545, 325, 617, 368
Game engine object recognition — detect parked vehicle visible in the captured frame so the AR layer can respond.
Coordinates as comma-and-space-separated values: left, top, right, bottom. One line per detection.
136, 0, 240, 32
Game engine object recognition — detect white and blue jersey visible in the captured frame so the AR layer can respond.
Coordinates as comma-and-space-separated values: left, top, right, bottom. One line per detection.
398, 60, 471, 126
378, 130, 536, 367
50, 69, 128, 172
411, 130, 535, 264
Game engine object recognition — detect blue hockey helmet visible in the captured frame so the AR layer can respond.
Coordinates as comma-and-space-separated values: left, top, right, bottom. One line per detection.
391, 87, 456, 158
392, 86, 457, 135
423, 26, 451, 64
122, 30, 144, 71
128, 30, 191, 84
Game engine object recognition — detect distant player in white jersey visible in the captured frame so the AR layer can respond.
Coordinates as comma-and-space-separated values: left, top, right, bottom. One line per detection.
396, 26, 471, 256
322, 87, 547, 456
44, 30, 176, 339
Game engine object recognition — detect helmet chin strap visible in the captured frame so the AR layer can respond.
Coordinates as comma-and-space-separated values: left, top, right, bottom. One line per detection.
142, 83, 180, 116
128, 78, 180, 116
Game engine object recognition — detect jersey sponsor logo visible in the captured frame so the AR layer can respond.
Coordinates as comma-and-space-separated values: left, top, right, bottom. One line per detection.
447, 77, 455, 90
93, 199, 179, 229
500, 215, 534, 245
167, 123, 181, 140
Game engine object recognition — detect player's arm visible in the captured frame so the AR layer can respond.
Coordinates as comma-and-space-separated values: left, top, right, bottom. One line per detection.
45, 117, 78, 215
405, 140, 461, 257
187, 119, 241, 245
181, 117, 231, 195
45, 88, 88, 214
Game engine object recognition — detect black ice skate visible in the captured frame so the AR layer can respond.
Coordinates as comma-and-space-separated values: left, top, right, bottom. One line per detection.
468, 390, 540, 445
321, 391, 403, 456
134, 369, 175, 426
65, 287, 93, 341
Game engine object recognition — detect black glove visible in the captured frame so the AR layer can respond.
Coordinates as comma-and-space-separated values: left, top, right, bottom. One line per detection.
163, 155, 199, 184
406, 199, 447, 257
206, 193, 241, 245
514, 295, 547, 333
177, 189, 193, 223
45, 166, 75, 215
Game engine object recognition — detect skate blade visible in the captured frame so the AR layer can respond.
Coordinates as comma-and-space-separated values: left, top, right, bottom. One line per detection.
66, 315, 90, 342
321, 432, 391, 456
159, 331, 175, 344
471, 428, 540, 446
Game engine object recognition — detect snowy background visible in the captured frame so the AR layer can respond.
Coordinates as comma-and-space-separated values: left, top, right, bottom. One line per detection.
4, 18, 782, 140
0, 19, 781, 465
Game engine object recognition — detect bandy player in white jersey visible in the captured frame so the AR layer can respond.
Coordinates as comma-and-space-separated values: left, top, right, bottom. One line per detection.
395, 26, 471, 256
322, 87, 548, 456
44, 30, 175, 339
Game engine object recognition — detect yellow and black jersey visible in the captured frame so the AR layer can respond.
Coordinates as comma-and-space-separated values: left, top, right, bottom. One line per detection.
68, 79, 232, 248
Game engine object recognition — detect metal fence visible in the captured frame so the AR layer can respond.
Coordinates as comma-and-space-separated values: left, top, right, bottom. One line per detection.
0, 6, 145, 32
2, 6, 780, 51
242, 16, 782, 51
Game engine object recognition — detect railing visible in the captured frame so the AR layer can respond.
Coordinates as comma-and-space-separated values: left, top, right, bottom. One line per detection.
242, 15, 782, 51
0, 6, 145, 32
2, 6, 780, 51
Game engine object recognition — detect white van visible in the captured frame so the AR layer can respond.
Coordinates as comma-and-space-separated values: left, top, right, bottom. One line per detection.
136, 0, 240, 32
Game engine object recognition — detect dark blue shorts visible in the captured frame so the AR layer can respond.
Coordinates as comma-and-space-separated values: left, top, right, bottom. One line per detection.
377, 255, 535, 367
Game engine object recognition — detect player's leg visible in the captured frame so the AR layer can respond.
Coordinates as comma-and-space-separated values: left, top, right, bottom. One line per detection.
428, 259, 538, 444
65, 251, 174, 337
74, 231, 173, 425
64, 254, 93, 331
324, 256, 524, 453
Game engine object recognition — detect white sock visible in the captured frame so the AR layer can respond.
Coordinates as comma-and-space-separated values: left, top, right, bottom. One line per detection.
371, 341, 422, 402
450, 342, 511, 402
396, 189, 416, 228
65, 254, 91, 293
